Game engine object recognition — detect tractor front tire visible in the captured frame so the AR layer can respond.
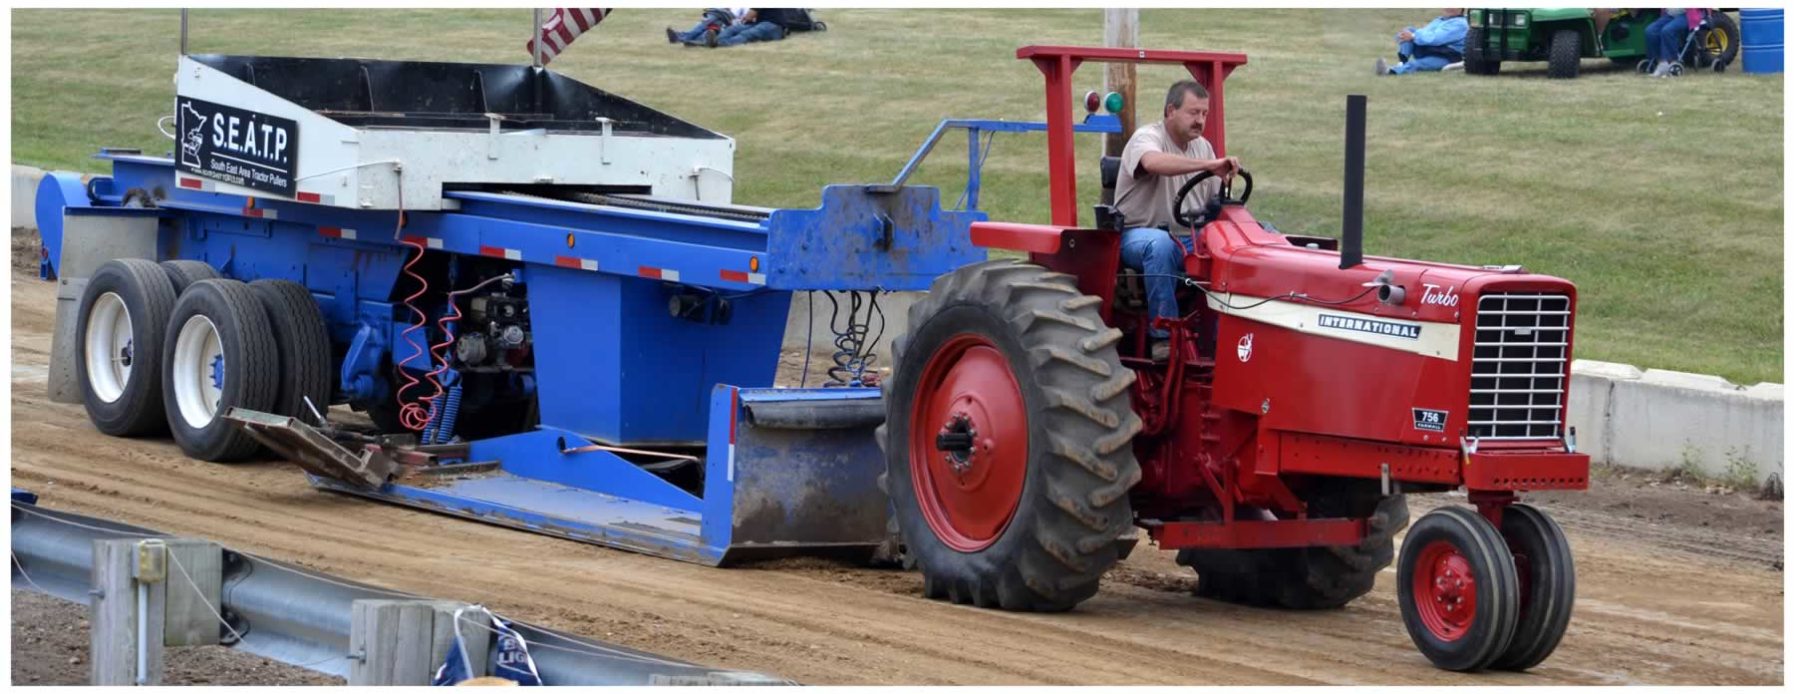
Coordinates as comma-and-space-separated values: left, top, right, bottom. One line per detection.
1398, 506, 1522, 672
1547, 29, 1582, 78
1491, 504, 1575, 671
878, 259, 1142, 612
1177, 489, 1409, 609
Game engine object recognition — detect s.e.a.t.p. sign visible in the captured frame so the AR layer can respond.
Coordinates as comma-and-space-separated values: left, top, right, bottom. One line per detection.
176, 97, 299, 198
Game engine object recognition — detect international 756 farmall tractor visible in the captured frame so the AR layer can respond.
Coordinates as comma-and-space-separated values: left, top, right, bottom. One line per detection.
878, 46, 1589, 672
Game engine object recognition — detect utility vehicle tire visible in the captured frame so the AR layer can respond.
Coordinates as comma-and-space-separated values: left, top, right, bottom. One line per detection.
160, 260, 222, 294
1701, 12, 1740, 67
1464, 28, 1501, 75
1491, 504, 1575, 671
162, 279, 280, 461
1547, 29, 1582, 78
877, 259, 1142, 611
77, 259, 179, 436
1398, 506, 1522, 672
1176, 487, 1409, 609
249, 279, 333, 424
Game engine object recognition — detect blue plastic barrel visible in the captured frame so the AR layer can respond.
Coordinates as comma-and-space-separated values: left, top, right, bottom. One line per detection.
1740, 8, 1783, 74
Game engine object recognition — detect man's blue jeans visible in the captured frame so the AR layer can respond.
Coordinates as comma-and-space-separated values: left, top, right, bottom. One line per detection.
1391, 39, 1453, 74
675, 19, 714, 43
717, 21, 785, 46
1645, 15, 1688, 63
1120, 228, 1195, 339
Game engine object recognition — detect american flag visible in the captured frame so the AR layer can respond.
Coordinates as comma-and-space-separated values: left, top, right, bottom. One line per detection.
526, 8, 610, 64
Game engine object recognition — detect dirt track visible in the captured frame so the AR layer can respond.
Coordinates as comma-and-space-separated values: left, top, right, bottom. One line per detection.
9, 268, 1784, 685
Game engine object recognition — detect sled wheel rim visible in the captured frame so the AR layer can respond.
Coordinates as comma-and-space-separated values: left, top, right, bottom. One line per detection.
172, 314, 225, 429
1413, 539, 1479, 641
908, 332, 1028, 552
83, 292, 134, 403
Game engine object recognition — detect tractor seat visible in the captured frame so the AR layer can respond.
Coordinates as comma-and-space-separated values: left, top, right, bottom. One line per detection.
1099, 155, 1121, 205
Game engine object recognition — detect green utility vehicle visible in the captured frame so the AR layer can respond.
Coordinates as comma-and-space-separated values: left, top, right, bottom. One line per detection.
1465, 8, 1739, 78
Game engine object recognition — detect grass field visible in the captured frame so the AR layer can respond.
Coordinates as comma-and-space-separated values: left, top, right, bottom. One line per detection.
10, 8, 1784, 384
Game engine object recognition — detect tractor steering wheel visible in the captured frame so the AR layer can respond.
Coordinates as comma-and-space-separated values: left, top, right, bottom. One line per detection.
1172, 168, 1253, 229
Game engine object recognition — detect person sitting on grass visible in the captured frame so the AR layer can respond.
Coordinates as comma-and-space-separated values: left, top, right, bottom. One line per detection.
1375, 9, 1470, 75
698, 8, 798, 48
667, 7, 749, 47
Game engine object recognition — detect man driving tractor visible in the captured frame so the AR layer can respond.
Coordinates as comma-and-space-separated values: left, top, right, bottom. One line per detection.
1113, 80, 1242, 361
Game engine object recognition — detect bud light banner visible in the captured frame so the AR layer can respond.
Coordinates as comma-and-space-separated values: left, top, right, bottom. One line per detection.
176, 96, 299, 198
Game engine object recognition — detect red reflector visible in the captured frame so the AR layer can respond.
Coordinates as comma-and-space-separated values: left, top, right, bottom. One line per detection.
720, 269, 750, 283
177, 178, 203, 190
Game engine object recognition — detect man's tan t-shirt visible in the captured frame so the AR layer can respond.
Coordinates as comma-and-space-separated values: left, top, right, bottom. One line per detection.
1114, 121, 1220, 230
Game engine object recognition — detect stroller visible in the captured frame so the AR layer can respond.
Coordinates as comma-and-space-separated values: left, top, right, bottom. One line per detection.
1637, 9, 1740, 76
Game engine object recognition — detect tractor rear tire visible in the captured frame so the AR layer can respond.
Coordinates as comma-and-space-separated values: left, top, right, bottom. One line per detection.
77, 259, 179, 437
1176, 490, 1409, 609
878, 259, 1142, 612
1491, 504, 1575, 671
161, 279, 281, 462
249, 279, 334, 424
1547, 29, 1582, 78
160, 260, 222, 295
1464, 28, 1501, 75
1398, 506, 1522, 672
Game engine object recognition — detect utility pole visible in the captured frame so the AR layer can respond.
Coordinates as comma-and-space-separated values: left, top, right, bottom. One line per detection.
1103, 8, 1139, 157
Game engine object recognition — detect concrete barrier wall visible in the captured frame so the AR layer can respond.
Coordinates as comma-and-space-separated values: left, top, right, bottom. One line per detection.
14, 165, 1783, 483
12, 165, 45, 228
1569, 360, 1783, 484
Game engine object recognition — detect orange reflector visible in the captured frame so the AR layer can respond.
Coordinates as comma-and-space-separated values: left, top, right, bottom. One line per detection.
749, 256, 760, 272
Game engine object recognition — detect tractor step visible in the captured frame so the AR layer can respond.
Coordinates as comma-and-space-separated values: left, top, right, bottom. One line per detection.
225, 407, 398, 488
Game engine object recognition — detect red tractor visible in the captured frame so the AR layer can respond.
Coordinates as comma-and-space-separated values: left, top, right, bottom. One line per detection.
879, 46, 1588, 672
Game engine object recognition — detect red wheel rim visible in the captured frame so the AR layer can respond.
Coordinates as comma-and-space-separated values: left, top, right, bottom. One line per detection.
908, 333, 1028, 552
1412, 539, 1479, 641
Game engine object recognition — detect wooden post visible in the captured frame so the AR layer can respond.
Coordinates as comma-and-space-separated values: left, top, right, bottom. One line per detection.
350, 599, 490, 685
161, 540, 223, 647
90, 539, 165, 685
1103, 8, 1140, 157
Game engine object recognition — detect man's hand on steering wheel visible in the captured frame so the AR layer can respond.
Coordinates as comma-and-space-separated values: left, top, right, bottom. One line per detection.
1214, 156, 1242, 182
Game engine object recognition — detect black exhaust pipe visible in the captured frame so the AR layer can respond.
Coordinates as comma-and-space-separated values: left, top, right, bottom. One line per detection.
1340, 94, 1366, 270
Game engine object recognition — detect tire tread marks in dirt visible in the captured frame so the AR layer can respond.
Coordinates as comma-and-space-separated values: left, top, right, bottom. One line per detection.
878, 259, 1142, 612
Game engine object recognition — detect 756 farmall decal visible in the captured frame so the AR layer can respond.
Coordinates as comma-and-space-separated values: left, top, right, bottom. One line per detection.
177, 97, 299, 198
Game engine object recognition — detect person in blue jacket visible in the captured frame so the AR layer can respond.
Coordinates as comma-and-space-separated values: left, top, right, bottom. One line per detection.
1376, 9, 1470, 75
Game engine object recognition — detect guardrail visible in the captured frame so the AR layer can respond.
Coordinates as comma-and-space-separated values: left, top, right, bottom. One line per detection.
9, 495, 791, 685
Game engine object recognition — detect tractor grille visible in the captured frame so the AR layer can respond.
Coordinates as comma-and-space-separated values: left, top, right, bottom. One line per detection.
1468, 293, 1571, 440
